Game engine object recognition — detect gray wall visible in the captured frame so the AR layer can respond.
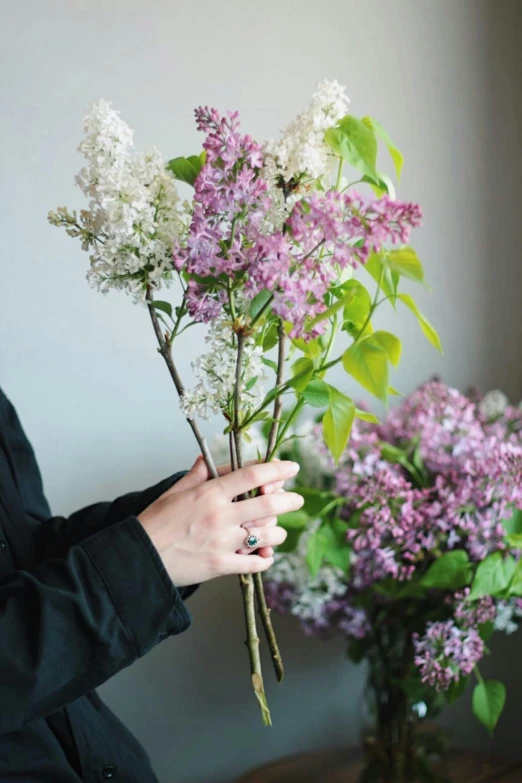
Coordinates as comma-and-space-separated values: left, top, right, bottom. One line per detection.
1, 1, 521, 781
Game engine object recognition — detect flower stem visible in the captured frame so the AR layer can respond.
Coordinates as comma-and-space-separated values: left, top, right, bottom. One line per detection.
146, 288, 218, 478
234, 332, 272, 726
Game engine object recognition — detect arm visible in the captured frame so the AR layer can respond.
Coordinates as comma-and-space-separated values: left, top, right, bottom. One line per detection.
0, 514, 190, 736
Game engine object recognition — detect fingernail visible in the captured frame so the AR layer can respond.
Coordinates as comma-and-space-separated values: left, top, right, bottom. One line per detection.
296, 494, 305, 508
264, 483, 275, 494
289, 461, 300, 474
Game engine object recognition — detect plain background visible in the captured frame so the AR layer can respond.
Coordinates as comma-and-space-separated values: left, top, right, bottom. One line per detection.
1, 1, 522, 781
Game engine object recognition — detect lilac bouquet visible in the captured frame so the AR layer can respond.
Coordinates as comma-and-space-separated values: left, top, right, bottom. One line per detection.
48, 81, 440, 725
266, 383, 522, 778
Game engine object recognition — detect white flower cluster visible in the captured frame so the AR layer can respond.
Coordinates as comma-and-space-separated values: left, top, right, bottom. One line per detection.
54, 100, 183, 301
494, 600, 522, 635
269, 522, 347, 625
264, 80, 350, 186
479, 389, 509, 421
180, 319, 266, 420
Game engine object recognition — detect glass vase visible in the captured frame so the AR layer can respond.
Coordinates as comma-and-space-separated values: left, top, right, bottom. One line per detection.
358, 619, 450, 783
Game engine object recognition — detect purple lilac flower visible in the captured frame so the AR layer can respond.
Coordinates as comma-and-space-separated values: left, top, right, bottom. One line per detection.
413, 620, 484, 691
453, 589, 497, 628
173, 106, 423, 339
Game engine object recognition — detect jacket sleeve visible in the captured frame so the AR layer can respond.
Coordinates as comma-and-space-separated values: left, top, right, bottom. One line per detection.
1, 390, 198, 600
0, 513, 191, 736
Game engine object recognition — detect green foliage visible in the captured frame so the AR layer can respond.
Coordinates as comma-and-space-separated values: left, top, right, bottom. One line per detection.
340, 279, 372, 330
287, 357, 315, 391
302, 379, 330, 408
342, 334, 389, 402
364, 252, 399, 304
148, 300, 173, 318
322, 386, 355, 463
472, 680, 506, 735
371, 330, 402, 367
166, 152, 205, 186
278, 510, 309, 530
470, 552, 515, 599
398, 293, 443, 353
297, 487, 342, 518
446, 676, 469, 705
384, 247, 425, 284
324, 115, 378, 182
420, 550, 472, 590
354, 408, 380, 424
306, 521, 351, 577
366, 116, 404, 181
249, 289, 273, 321
503, 507, 522, 535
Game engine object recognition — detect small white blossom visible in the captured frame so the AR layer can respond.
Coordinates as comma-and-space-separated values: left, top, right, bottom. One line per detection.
494, 600, 522, 635
53, 100, 183, 302
479, 390, 509, 421
264, 80, 350, 186
180, 319, 266, 420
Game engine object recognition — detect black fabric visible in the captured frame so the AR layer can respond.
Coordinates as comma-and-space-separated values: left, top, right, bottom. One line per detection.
0, 387, 195, 782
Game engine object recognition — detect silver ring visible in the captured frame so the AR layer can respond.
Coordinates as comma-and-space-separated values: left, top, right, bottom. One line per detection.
245, 533, 260, 549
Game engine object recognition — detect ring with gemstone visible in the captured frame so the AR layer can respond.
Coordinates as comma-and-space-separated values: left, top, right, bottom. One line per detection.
245, 533, 261, 549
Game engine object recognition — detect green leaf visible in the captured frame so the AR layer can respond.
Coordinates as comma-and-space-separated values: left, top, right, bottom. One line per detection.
262, 321, 279, 351
306, 529, 324, 577
249, 289, 273, 320
347, 638, 369, 664
287, 357, 315, 391
340, 280, 372, 329
364, 252, 398, 304
367, 116, 404, 181
507, 558, 522, 596
421, 550, 472, 590
388, 385, 403, 396
302, 379, 330, 408
324, 115, 378, 181
355, 408, 380, 424
261, 357, 278, 373
472, 680, 506, 735
384, 247, 425, 284
446, 676, 469, 705
166, 152, 205, 186
291, 335, 324, 359
361, 172, 395, 199
398, 293, 443, 353
503, 507, 522, 535
322, 387, 355, 463
298, 487, 340, 517
371, 330, 402, 367
278, 510, 309, 530
342, 335, 389, 402
277, 527, 303, 553
470, 552, 512, 599
148, 300, 173, 318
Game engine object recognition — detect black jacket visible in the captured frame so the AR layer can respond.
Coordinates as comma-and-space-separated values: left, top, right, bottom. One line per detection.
0, 387, 194, 782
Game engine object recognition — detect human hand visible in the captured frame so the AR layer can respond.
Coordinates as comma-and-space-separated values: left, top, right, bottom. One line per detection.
138, 458, 302, 587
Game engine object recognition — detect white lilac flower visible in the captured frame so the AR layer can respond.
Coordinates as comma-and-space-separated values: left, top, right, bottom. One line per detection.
494, 600, 522, 635
479, 390, 509, 421
55, 100, 183, 302
180, 319, 266, 420
264, 80, 350, 186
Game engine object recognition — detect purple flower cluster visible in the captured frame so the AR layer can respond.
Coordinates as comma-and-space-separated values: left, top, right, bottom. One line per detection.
266, 381, 522, 690
173, 107, 422, 338
413, 620, 484, 690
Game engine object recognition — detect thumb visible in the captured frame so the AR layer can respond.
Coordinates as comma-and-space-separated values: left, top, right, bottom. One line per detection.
168, 454, 209, 494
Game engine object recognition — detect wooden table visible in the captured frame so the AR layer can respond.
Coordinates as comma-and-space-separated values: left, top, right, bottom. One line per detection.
237, 746, 522, 782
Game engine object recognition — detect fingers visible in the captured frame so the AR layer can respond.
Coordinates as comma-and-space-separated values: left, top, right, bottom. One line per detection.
235, 525, 287, 553
166, 455, 209, 494
261, 480, 285, 494
257, 546, 274, 558
231, 490, 304, 525
217, 461, 299, 499
227, 553, 275, 575
242, 515, 277, 530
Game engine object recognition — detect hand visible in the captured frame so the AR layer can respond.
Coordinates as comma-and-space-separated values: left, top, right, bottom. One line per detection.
138, 457, 302, 587
168, 456, 286, 559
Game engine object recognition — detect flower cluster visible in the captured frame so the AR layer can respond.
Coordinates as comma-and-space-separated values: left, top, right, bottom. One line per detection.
264, 79, 351, 185
179, 317, 266, 421
265, 381, 522, 690
173, 105, 422, 339
413, 621, 484, 691
49, 101, 182, 301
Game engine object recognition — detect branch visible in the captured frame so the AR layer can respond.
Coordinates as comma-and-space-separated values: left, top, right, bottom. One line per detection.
146, 287, 219, 479
233, 332, 271, 726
